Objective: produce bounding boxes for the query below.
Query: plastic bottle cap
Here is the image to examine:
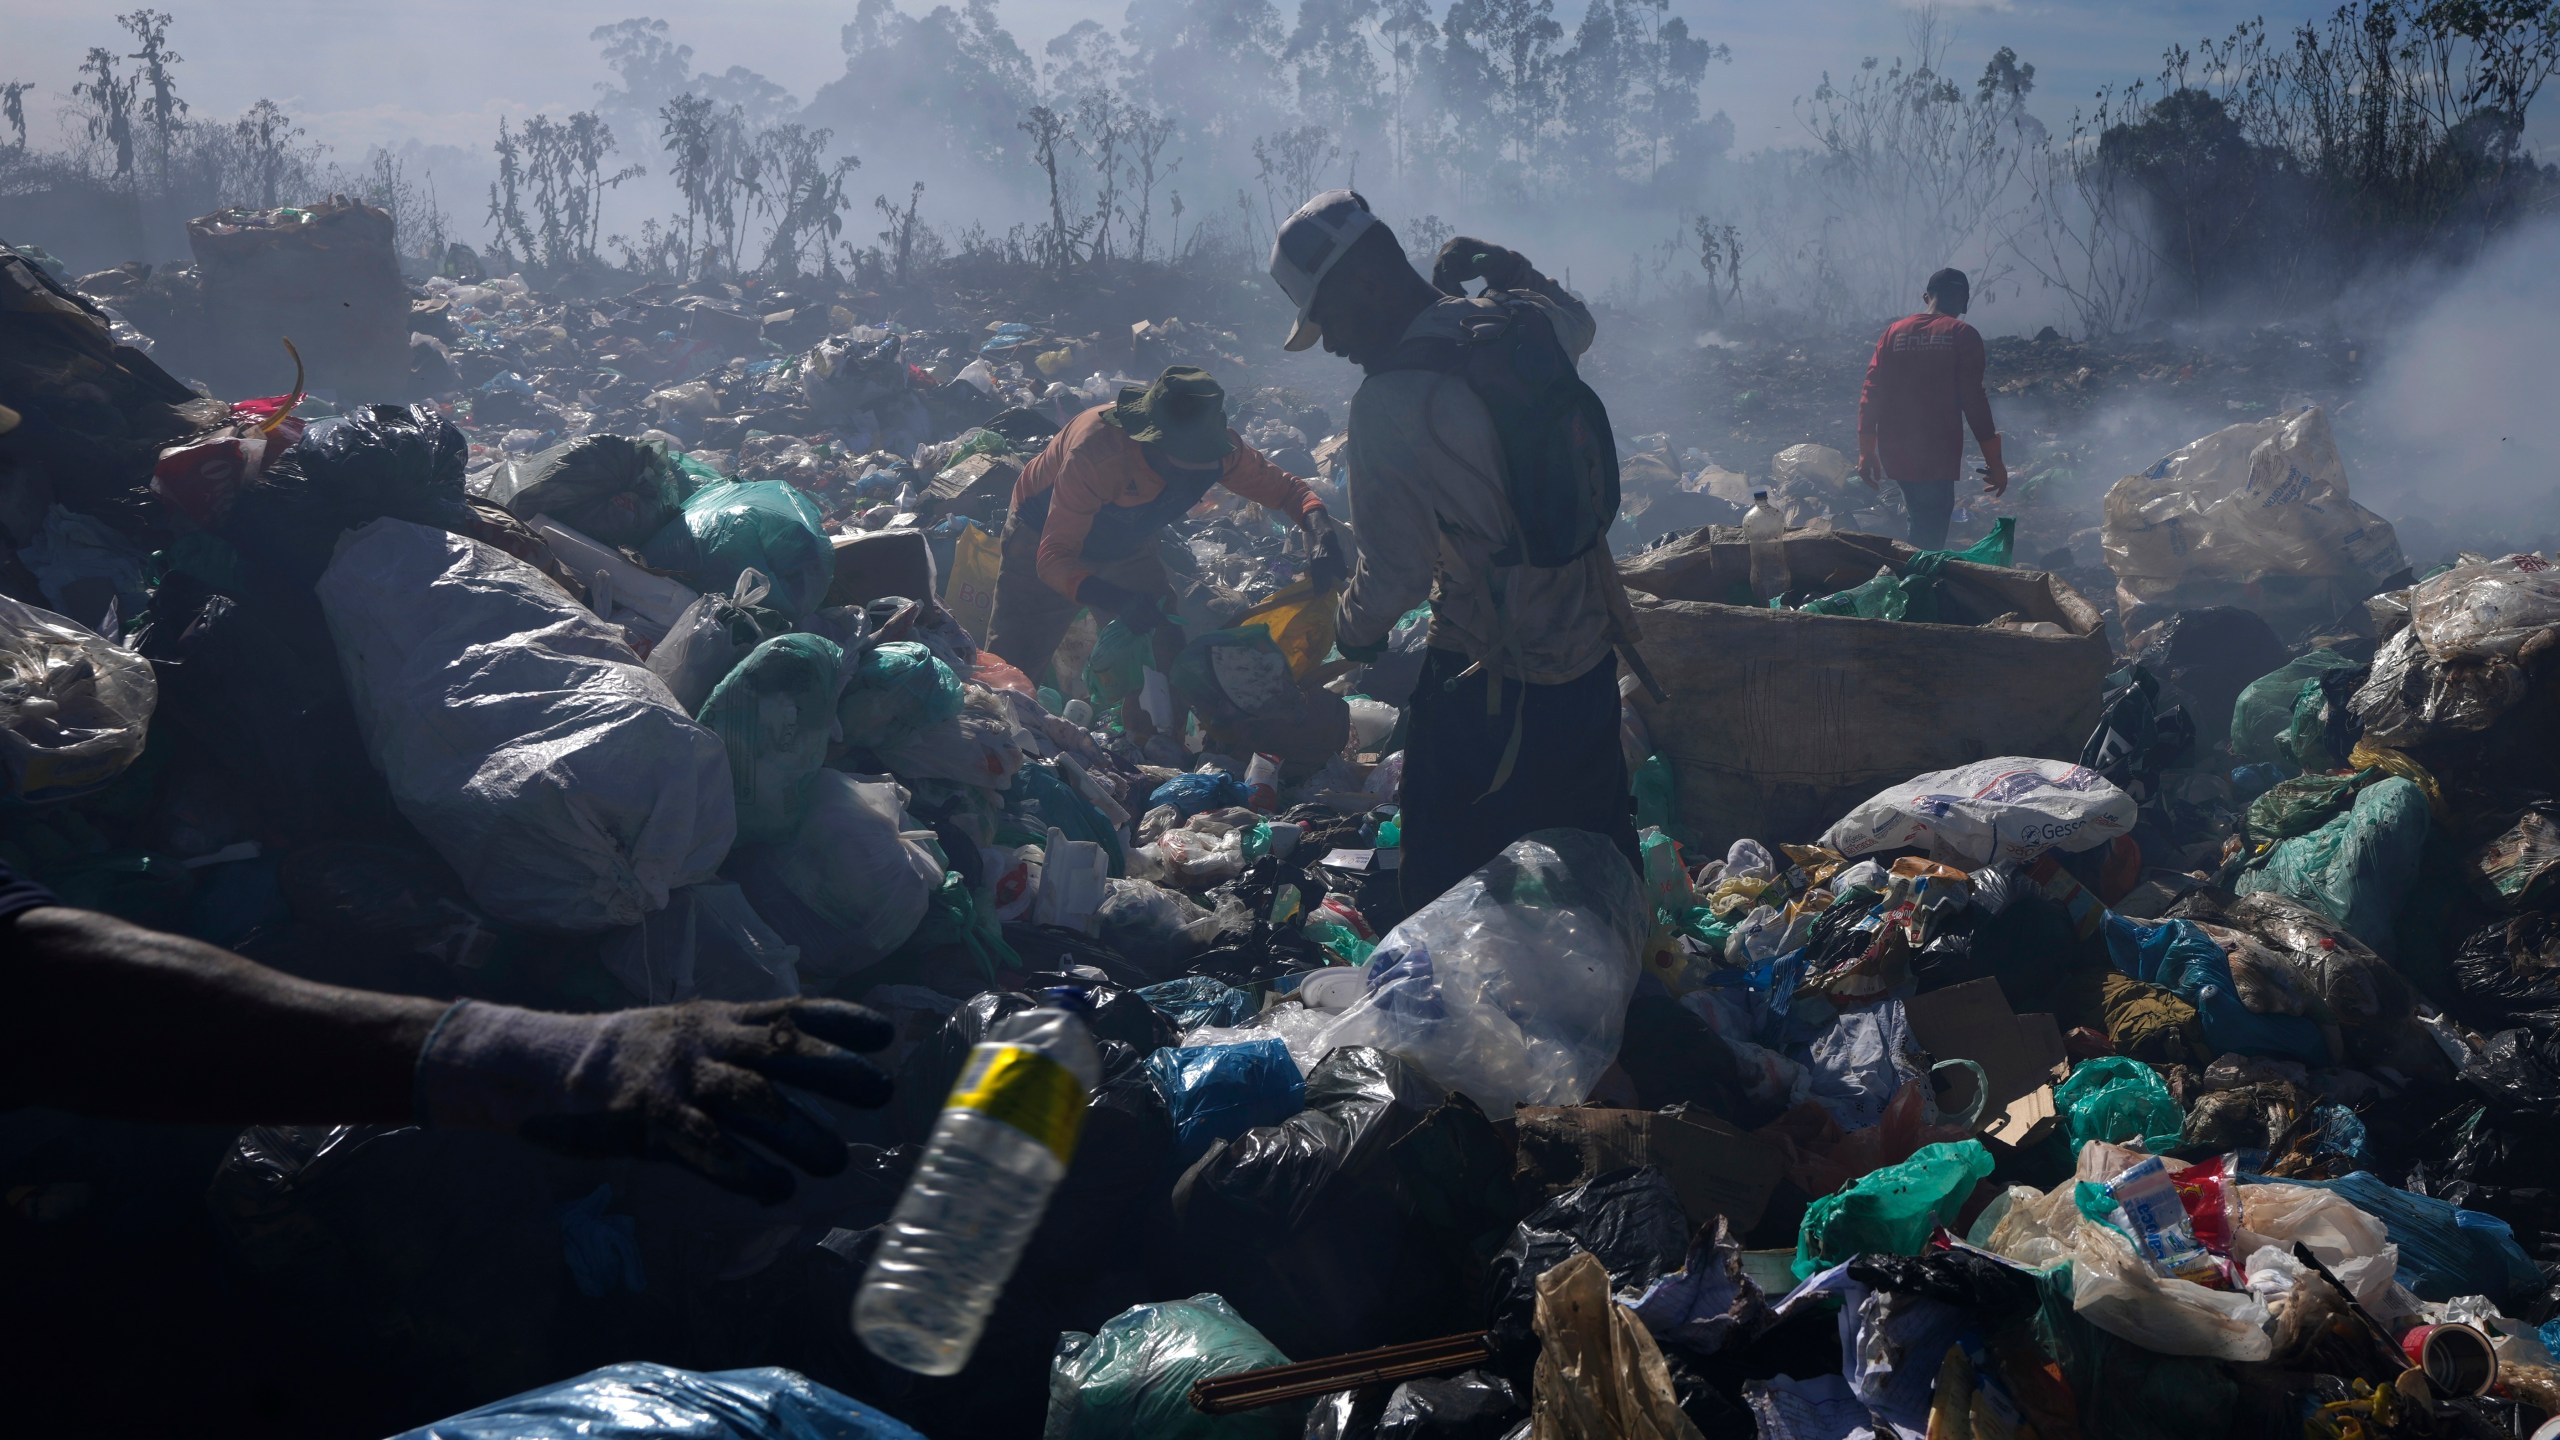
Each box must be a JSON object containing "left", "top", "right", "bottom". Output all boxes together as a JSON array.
[{"left": 1753, "top": 490, "right": 1769, "bottom": 501}]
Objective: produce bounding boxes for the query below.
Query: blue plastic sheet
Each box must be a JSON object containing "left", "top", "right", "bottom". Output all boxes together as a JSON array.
[
  {"left": 2293, "top": 1171, "right": 2543, "bottom": 1305},
  {"left": 392, "top": 1363, "right": 923, "bottom": 1439},
  {"left": 1143, "top": 1038, "right": 1307, "bottom": 1161},
  {"left": 2103, "top": 914, "right": 2330, "bottom": 1064}
]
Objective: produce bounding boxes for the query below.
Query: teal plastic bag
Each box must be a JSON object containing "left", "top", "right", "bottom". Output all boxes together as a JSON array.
[
  {"left": 2230, "top": 650, "right": 2363, "bottom": 765},
  {"left": 2055, "top": 1056, "right": 2184, "bottom": 1156},
  {"left": 1083, "top": 619, "right": 1154, "bottom": 713},
  {"left": 838, "top": 641, "right": 963, "bottom": 753},
  {"left": 645, "top": 480, "right": 834, "bottom": 619},
  {"left": 1794, "top": 1139, "right": 1994, "bottom": 1279},
  {"left": 1008, "top": 759, "right": 1127, "bottom": 877},
  {"left": 2236, "top": 775, "right": 2429, "bottom": 954},
  {"left": 1797, "top": 567, "right": 1911, "bottom": 619},
  {"left": 1634, "top": 753, "right": 1680, "bottom": 837},
  {"left": 696, "top": 633, "right": 845, "bottom": 846},
  {"left": 1045, "top": 1293, "right": 1299, "bottom": 1440}
]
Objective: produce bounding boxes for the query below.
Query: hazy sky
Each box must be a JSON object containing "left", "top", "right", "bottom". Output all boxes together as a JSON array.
[{"left": 16, "top": 0, "right": 2544, "bottom": 160}]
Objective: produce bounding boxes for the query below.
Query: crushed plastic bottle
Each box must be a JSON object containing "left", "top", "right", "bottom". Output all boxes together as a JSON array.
[{"left": 854, "top": 989, "right": 1103, "bottom": 1375}]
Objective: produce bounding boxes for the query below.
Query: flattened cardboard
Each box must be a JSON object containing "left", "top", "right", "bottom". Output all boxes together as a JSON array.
[
  {"left": 1904, "top": 977, "right": 2070, "bottom": 1125},
  {"left": 1513, "top": 1106, "right": 1786, "bottom": 1231}
]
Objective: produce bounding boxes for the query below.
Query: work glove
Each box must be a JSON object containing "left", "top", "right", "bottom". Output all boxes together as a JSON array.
[
  {"left": 1978, "top": 433, "right": 2010, "bottom": 498},
  {"left": 1077, "top": 577, "right": 1166, "bottom": 635},
  {"left": 1431, "top": 236, "right": 1533, "bottom": 297},
  {"left": 1304, "top": 507, "right": 1352, "bottom": 592},
  {"left": 1856, "top": 436, "right": 1883, "bottom": 492},
  {"left": 417, "top": 997, "right": 893, "bottom": 1204}
]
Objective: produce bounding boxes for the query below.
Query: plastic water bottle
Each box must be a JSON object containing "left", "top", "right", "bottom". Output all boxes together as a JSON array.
[
  {"left": 1744, "top": 490, "right": 1790, "bottom": 604},
  {"left": 854, "top": 991, "right": 1102, "bottom": 1375}
]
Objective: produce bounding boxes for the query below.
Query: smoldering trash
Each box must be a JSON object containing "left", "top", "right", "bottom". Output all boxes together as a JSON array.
[{"left": 6, "top": 168, "right": 2560, "bottom": 1440}]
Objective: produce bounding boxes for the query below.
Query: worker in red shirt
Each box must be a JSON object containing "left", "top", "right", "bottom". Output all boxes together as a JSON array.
[
  {"left": 984, "top": 365, "right": 1347, "bottom": 684},
  {"left": 1855, "top": 267, "right": 2008, "bottom": 549}
]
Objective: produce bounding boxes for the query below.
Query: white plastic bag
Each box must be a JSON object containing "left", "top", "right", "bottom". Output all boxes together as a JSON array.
[
  {"left": 644, "top": 569, "right": 772, "bottom": 715},
  {"left": 601, "top": 881, "right": 800, "bottom": 1004},
  {"left": 0, "top": 590, "right": 156, "bottom": 801},
  {"left": 317, "top": 519, "right": 735, "bottom": 933},
  {"left": 1821, "top": 757, "right": 2135, "bottom": 867},
  {"left": 755, "top": 770, "right": 942, "bottom": 982},
  {"left": 2069, "top": 1217, "right": 2273, "bottom": 1361},
  {"left": 2233, "top": 1182, "right": 2404, "bottom": 1314},
  {"left": 1316, "top": 828, "right": 1648, "bottom": 1113}
]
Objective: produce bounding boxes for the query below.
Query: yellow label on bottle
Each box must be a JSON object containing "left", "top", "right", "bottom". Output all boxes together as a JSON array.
[{"left": 946, "top": 1043, "right": 1086, "bottom": 1164}]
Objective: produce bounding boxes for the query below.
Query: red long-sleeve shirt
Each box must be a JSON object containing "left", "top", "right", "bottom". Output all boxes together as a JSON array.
[{"left": 1857, "top": 313, "right": 1997, "bottom": 483}]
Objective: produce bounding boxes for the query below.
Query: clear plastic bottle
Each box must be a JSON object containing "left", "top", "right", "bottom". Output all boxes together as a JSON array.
[
  {"left": 1743, "top": 490, "right": 1790, "bottom": 604},
  {"left": 854, "top": 992, "right": 1102, "bottom": 1376}
]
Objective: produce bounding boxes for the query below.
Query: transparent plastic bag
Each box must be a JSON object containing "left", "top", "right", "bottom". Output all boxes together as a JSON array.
[
  {"left": 739, "top": 771, "right": 940, "bottom": 983},
  {"left": 0, "top": 590, "right": 156, "bottom": 802},
  {"left": 2409, "top": 554, "right": 2560, "bottom": 662},
  {"left": 1316, "top": 829, "right": 1648, "bottom": 1113}
]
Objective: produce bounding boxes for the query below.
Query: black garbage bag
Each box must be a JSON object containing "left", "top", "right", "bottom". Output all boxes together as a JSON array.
[
  {"left": 1616, "top": 994, "right": 1776, "bottom": 1128},
  {"left": 2079, "top": 664, "right": 2197, "bottom": 806},
  {"left": 1160, "top": 1048, "right": 1485, "bottom": 1358},
  {"left": 2449, "top": 912, "right": 2560, "bottom": 1033},
  {"left": 482, "top": 432, "right": 694, "bottom": 547},
  {"left": 892, "top": 982, "right": 1172, "bottom": 1142},
  {"left": 134, "top": 571, "right": 392, "bottom": 845},
  {"left": 207, "top": 1124, "right": 566, "bottom": 1418},
  {"left": 1846, "top": 1246, "right": 2042, "bottom": 1319},
  {"left": 1486, "top": 1166, "right": 1694, "bottom": 1373},
  {"left": 222, "top": 403, "right": 474, "bottom": 593},
  {"left": 1302, "top": 1372, "right": 1524, "bottom": 1440},
  {"left": 2132, "top": 606, "right": 2289, "bottom": 748}
]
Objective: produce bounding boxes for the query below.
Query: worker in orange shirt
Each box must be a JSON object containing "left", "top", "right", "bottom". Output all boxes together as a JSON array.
[{"left": 984, "top": 365, "right": 1348, "bottom": 682}]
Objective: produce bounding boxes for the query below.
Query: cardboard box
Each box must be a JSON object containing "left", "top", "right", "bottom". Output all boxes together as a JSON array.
[
  {"left": 1903, "top": 977, "right": 2068, "bottom": 1148},
  {"left": 824, "top": 528, "right": 938, "bottom": 609},
  {"left": 1513, "top": 1105, "right": 1787, "bottom": 1230}
]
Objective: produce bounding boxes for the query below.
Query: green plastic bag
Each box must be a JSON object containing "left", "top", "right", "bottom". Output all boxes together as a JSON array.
[
  {"left": 1930, "top": 515, "right": 2016, "bottom": 569},
  {"left": 1633, "top": 753, "right": 1680, "bottom": 838},
  {"left": 1797, "top": 567, "right": 1910, "bottom": 619},
  {"left": 1083, "top": 619, "right": 1152, "bottom": 714},
  {"left": 1794, "top": 1139, "right": 1994, "bottom": 1279},
  {"left": 2054, "top": 1056, "right": 2184, "bottom": 1156},
  {"left": 1044, "top": 1293, "right": 1298, "bottom": 1440},
  {"left": 696, "top": 633, "right": 845, "bottom": 845},
  {"left": 839, "top": 641, "right": 963, "bottom": 752},
  {"left": 2237, "top": 775, "right": 2429, "bottom": 953},
  {"left": 2243, "top": 769, "right": 2368, "bottom": 847},
  {"left": 644, "top": 479, "right": 834, "bottom": 619},
  {"left": 2230, "top": 650, "right": 2362, "bottom": 766}
]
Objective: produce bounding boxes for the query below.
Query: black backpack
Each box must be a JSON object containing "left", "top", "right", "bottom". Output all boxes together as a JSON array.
[{"left": 1378, "top": 294, "right": 1619, "bottom": 568}]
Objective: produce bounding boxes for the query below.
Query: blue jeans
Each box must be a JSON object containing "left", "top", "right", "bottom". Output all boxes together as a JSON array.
[{"left": 1896, "top": 478, "right": 1956, "bottom": 551}]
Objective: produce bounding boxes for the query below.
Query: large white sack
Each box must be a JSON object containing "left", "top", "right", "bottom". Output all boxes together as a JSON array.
[
  {"left": 1821, "top": 757, "right": 2134, "bottom": 867},
  {"left": 318, "top": 518, "right": 736, "bottom": 932}
]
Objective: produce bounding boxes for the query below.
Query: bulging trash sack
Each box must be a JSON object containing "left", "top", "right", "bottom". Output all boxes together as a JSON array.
[
  {"left": 2055, "top": 1056, "right": 2184, "bottom": 1155},
  {"left": 838, "top": 641, "right": 964, "bottom": 753},
  {"left": 0, "top": 591, "right": 156, "bottom": 802},
  {"left": 1316, "top": 829, "right": 1648, "bottom": 1113},
  {"left": 643, "top": 480, "right": 834, "bottom": 620},
  {"left": 647, "top": 571, "right": 781, "bottom": 717},
  {"left": 1144, "top": 1038, "right": 1308, "bottom": 1162},
  {"left": 2070, "top": 1213, "right": 2273, "bottom": 1361},
  {"left": 2234, "top": 774, "right": 2429, "bottom": 954},
  {"left": 1043, "top": 1292, "right": 1297, "bottom": 1440},
  {"left": 1821, "top": 758, "right": 2135, "bottom": 867},
  {"left": 731, "top": 771, "right": 939, "bottom": 984},
  {"left": 2101, "top": 406, "right": 2407, "bottom": 633},
  {"left": 2354, "top": 555, "right": 2560, "bottom": 746},
  {"left": 317, "top": 520, "right": 735, "bottom": 933},
  {"left": 695, "top": 633, "right": 846, "bottom": 846},
  {"left": 388, "top": 1362, "right": 924, "bottom": 1440}
]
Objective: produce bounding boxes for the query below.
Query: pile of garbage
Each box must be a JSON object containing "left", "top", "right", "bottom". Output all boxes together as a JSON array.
[{"left": 15, "top": 207, "right": 2560, "bottom": 1440}]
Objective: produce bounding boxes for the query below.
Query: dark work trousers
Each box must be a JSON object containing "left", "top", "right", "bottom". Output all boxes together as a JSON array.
[
  {"left": 1397, "top": 646, "right": 1640, "bottom": 913},
  {"left": 1896, "top": 477, "right": 1956, "bottom": 551},
  {"left": 982, "top": 510, "right": 1173, "bottom": 687}
]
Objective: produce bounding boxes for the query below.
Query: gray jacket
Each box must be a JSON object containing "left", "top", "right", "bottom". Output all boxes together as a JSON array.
[{"left": 1337, "top": 290, "right": 1638, "bottom": 686}]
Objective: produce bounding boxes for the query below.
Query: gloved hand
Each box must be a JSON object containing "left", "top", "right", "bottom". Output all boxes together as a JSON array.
[
  {"left": 417, "top": 997, "right": 893, "bottom": 1203},
  {"left": 1077, "top": 577, "right": 1166, "bottom": 634},
  {"left": 1431, "top": 236, "right": 1533, "bottom": 297},
  {"left": 1978, "top": 433, "right": 2010, "bottom": 498},
  {"left": 1304, "top": 507, "right": 1351, "bottom": 591},
  {"left": 1856, "top": 436, "right": 1883, "bottom": 491},
  {"left": 1338, "top": 633, "right": 1390, "bottom": 664}
]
